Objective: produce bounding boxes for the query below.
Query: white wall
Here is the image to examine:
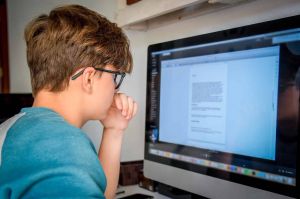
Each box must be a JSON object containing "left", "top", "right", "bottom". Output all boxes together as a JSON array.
[{"left": 7, "top": 0, "right": 300, "bottom": 162}]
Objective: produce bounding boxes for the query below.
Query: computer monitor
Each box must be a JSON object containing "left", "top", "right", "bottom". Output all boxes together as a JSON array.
[{"left": 144, "top": 15, "right": 300, "bottom": 199}]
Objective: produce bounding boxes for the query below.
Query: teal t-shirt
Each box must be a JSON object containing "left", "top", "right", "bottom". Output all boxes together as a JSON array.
[{"left": 0, "top": 107, "right": 106, "bottom": 198}]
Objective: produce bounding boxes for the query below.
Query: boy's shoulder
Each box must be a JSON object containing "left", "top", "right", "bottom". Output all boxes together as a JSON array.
[
  {"left": 3, "top": 107, "right": 97, "bottom": 162},
  {"left": 0, "top": 107, "right": 106, "bottom": 198},
  {"left": 1, "top": 107, "right": 101, "bottom": 174}
]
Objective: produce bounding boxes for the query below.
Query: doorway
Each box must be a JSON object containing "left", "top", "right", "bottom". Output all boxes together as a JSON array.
[{"left": 0, "top": 0, "right": 9, "bottom": 93}]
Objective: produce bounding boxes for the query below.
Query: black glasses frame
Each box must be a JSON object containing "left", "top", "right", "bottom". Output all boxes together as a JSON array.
[{"left": 71, "top": 67, "right": 126, "bottom": 90}]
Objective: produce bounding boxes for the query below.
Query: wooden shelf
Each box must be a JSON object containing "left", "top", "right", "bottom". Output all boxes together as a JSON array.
[{"left": 115, "top": 0, "right": 252, "bottom": 31}]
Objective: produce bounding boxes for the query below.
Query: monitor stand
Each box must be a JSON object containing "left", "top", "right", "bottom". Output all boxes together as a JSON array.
[{"left": 157, "top": 183, "right": 209, "bottom": 199}]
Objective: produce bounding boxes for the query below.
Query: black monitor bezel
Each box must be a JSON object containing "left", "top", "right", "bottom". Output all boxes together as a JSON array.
[{"left": 145, "top": 15, "right": 300, "bottom": 198}]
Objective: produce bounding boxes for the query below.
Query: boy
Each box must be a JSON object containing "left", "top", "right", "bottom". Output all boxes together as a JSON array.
[{"left": 0, "top": 4, "right": 137, "bottom": 199}]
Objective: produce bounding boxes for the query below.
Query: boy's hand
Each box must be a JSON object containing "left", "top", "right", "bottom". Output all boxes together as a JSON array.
[{"left": 100, "top": 93, "right": 138, "bottom": 132}]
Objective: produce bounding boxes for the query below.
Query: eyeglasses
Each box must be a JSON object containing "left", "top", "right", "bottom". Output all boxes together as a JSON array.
[{"left": 71, "top": 67, "right": 126, "bottom": 90}]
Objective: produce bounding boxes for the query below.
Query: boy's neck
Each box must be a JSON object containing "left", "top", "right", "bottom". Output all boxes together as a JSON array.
[{"left": 33, "top": 89, "right": 86, "bottom": 128}]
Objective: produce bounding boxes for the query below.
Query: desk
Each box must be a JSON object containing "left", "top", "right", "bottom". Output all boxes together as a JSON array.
[{"left": 116, "top": 185, "right": 171, "bottom": 199}]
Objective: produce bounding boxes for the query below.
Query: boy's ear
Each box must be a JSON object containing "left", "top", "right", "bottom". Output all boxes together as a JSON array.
[{"left": 82, "top": 67, "right": 96, "bottom": 93}]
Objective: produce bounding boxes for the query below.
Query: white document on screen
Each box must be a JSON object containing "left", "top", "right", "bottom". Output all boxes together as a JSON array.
[{"left": 187, "top": 62, "right": 228, "bottom": 150}]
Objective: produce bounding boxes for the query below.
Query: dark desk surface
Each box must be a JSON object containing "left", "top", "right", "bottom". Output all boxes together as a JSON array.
[{"left": 116, "top": 185, "right": 171, "bottom": 199}]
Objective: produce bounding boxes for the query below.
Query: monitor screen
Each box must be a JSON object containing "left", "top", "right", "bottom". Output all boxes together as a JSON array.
[{"left": 144, "top": 15, "right": 300, "bottom": 199}]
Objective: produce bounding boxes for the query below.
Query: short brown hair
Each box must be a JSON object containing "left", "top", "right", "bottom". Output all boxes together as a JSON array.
[{"left": 24, "top": 5, "right": 132, "bottom": 96}]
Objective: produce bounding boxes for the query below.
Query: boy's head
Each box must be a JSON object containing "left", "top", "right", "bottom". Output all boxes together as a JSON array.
[{"left": 24, "top": 5, "right": 132, "bottom": 97}]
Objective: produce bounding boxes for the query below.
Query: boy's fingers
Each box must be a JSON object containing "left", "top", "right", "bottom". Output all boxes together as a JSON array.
[
  {"left": 132, "top": 102, "right": 138, "bottom": 117},
  {"left": 119, "top": 93, "right": 128, "bottom": 116},
  {"left": 126, "top": 97, "right": 134, "bottom": 119},
  {"left": 114, "top": 93, "right": 137, "bottom": 119},
  {"left": 114, "top": 93, "right": 122, "bottom": 110}
]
